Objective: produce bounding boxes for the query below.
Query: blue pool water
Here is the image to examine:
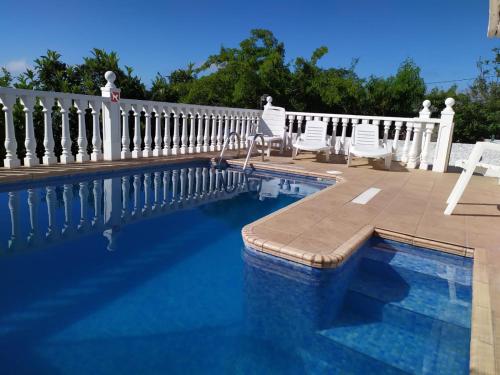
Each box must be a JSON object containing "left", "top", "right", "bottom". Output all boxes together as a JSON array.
[{"left": 0, "top": 161, "right": 472, "bottom": 374}]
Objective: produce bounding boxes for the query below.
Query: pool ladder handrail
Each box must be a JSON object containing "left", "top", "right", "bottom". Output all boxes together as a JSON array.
[
  {"left": 216, "top": 131, "right": 265, "bottom": 171},
  {"left": 242, "top": 133, "right": 265, "bottom": 171},
  {"left": 216, "top": 131, "right": 241, "bottom": 168}
]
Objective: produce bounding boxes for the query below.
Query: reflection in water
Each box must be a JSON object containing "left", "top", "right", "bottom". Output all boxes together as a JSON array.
[{"left": 0, "top": 164, "right": 328, "bottom": 254}]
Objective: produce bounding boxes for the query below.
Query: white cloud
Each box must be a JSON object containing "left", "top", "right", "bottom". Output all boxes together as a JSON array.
[{"left": 4, "top": 59, "right": 30, "bottom": 74}]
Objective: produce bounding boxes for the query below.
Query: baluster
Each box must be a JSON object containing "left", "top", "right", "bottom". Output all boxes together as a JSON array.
[
  {"left": 20, "top": 96, "right": 38, "bottom": 166},
  {"left": 196, "top": 113, "right": 203, "bottom": 153},
  {"left": 228, "top": 114, "right": 235, "bottom": 149},
  {"left": 245, "top": 115, "right": 252, "bottom": 148},
  {"left": 407, "top": 122, "right": 424, "bottom": 169},
  {"left": 330, "top": 117, "right": 339, "bottom": 154},
  {"left": 90, "top": 100, "right": 103, "bottom": 161},
  {"left": 153, "top": 107, "right": 162, "bottom": 157},
  {"left": 240, "top": 114, "right": 247, "bottom": 149},
  {"left": 202, "top": 113, "right": 210, "bottom": 152},
  {"left": 287, "top": 115, "right": 295, "bottom": 150},
  {"left": 401, "top": 122, "right": 414, "bottom": 164},
  {"left": 224, "top": 114, "right": 230, "bottom": 148},
  {"left": 92, "top": 180, "right": 102, "bottom": 227},
  {"left": 349, "top": 119, "right": 359, "bottom": 154},
  {"left": 78, "top": 182, "right": 89, "bottom": 231},
  {"left": 180, "top": 111, "right": 188, "bottom": 154},
  {"left": 392, "top": 121, "right": 403, "bottom": 160},
  {"left": 62, "top": 184, "right": 73, "bottom": 235},
  {"left": 0, "top": 94, "right": 20, "bottom": 168},
  {"left": 172, "top": 110, "right": 180, "bottom": 155},
  {"left": 153, "top": 172, "right": 161, "bottom": 210},
  {"left": 216, "top": 114, "right": 223, "bottom": 151},
  {"left": 131, "top": 104, "right": 142, "bottom": 158},
  {"left": 39, "top": 97, "right": 57, "bottom": 165},
  {"left": 45, "top": 186, "right": 57, "bottom": 239},
  {"left": 210, "top": 114, "right": 217, "bottom": 152},
  {"left": 235, "top": 114, "right": 241, "bottom": 147},
  {"left": 143, "top": 106, "right": 152, "bottom": 157},
  {"left": 163, "top": 109, "right": 171, "bottom": 156},
  {"left": 296, "top": 115, "right": 303, "bottom": 140},
  {"left": 132, "top": 174, "right": 141, "bottom": 217},
  {"left": 27, "top": 188, "right": 40, "bottom": 246},
  {"left": 120, "top": 104, "right": 131, "bottom": 159},
  {"left": 8, "top": 191, "right": 20, "bottom": 250},
  {"left": 58, "top": 98, "right": 73, "bottom": 164},
  {"left": 383, "top": 120, "right": 391, "bottom": 144},
  {"left": 163, "top": 170, "right": 171, "bottom": 207},
  {"left": 121, "top": 176, "right": 130, "bottom": 221},
  {"left": 188, "top": 113, "right": 196, "bottom": 154},
  {"left": 143, "top": 173, "right": 151, "bottom": 214},
  {"left": 420, "top": 123, "right": 435, "bottom": 170},
  {"left": 74, "top": 100, "right": 89, "bottom": 162}
]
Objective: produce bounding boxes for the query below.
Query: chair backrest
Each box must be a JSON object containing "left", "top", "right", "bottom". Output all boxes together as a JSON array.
[
  {"left": 302, "top": 120, "right": 328, "bottom": 143},
  {"left": 258, "top": 106, "right": 286, "bottom": 137},
  {"left": 352, "top": 124, "right": 379, "bottom": 147}
]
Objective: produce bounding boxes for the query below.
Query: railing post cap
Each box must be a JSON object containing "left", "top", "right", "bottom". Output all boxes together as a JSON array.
[
  {"left": 442, "top": 97, "right": 455, "bottom": 114},
  {"left": 104, "top": 71, "right": 116, "bottom": 88}
]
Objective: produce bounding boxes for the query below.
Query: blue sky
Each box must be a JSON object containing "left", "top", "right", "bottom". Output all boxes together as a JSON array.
[{"left": 1, "top": 0, "right": 498, "bottom": 90}]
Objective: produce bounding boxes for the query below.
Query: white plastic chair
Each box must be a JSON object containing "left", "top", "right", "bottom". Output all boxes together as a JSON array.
[
  {"left": 445, "top": 141, "right": 500, "bottom": 215},
  {"left": 247, "top": 105, "right": 286, "bottom": 157},
  {"left": 347, "top": 124, "right": 392, "bottom": 169},
  {"left": 292, "top": 120, "right": 331, "bottom": 159}
]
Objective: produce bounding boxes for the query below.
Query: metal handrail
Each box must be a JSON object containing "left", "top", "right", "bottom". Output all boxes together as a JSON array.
[
  {"left": 243, "top": 133, "right": 265, "bottom": 171},
  {"left": 216, "top": 131, "right": 241, "bottom": 168}
]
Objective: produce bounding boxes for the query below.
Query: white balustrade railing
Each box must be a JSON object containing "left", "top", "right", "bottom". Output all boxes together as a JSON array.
[
  {"left": 284, "top": 98, "right": 455, "bottom": 172},
  {"left": 2, "top": 165, "right": 252, "bottom": 252},
  {"left": 0, "top": 71, "right": 262, "bottom": 169}
]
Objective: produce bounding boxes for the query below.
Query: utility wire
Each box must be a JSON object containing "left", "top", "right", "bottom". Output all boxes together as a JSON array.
[{"left": 425, "top": 75, "right": 496, "bottom": 84}]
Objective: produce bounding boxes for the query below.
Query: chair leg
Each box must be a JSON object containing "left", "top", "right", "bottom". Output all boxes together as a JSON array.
[
  {"left": 267, "top": 144, "right": 271, "bottom": 158},
  {"left": 292, "top": 147, "right": 298, "bottom": 160},
  {"left": 347, "top": 153, "right": 352, "bottom": 167}
]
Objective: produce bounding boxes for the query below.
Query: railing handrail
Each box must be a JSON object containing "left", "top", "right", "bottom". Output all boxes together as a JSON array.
[
  {"left": 285, "top": 110, "right": 443, "bottom": 124},
  {"left": 0, "top": 86, "right": 104, "bottom": 102}
]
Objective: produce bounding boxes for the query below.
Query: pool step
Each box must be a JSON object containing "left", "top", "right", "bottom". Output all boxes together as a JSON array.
[
  {"left": 350, "top": 257, "right": 471, "bottom": 328},
  {"left": 319, "top": 307, "right": 470, "bottom": 374}
]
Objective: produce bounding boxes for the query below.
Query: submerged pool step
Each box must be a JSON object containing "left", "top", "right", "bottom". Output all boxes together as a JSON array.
[
  {"left": 319, "top": 307, "right": 470, "bottom": 375},
  {"left": 349, "top": 258, "right": 471, "bottom": 329}
]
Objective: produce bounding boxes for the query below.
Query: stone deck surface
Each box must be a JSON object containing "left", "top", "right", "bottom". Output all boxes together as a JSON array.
[{"left": 0, "top": 152, "right": 499, "bottom": 373}]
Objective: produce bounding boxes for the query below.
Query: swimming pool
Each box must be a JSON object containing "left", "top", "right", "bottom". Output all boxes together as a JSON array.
[{"left": 0, "top": 161, "right": 472, "bottom": 374}]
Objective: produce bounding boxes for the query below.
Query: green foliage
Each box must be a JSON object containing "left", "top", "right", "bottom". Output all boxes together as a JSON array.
[{"left": 1, "top": 31, "right": 498, "bottom": 145}]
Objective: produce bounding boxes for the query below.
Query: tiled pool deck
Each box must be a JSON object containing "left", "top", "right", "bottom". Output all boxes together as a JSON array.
[{"left": 0, "top": 152, "right": 498, "bottom": 374}]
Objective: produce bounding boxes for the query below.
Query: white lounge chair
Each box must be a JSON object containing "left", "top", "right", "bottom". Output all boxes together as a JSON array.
[
  {"left": 247, "top": 103, "right": 286, "bottom": 157},
  {"left": 445, "top": 141, "right": 500, "bottom": 215},
  {"left": 292, "top": 120, "right": 331, "bottom": 159},
  {"left": 347, "top": 124, "right": 392, "bottom": 169}
]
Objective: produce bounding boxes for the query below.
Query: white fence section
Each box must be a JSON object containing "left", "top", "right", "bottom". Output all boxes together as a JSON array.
[
  {"left": 284, "top": 98, "right": 456, "bottom": 172},
  {"left": 0, "top": 71, "right": 261, "bottom": 169},
  {"left": 0, "top": 71, "right": 456, "bottom": 173}
]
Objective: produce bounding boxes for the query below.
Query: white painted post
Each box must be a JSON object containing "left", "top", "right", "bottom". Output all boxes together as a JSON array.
[
  {"left": 39, "top": 97, "right": 57, "bottom": 165},
  {"left": 339, "top": 117, "right": 348, "bottom": 154},
  {"left": 188, "top": 113, "right": 196, "bottom": 154},
  {"left": 180, "top": 111, "right": 188, "bottom": 154},
  {"left": 210, "top": 114, "right": 217, "bottom": 151},
  {"left": 432, "top": 98, "right": 456, "bottom": 173},
  {"left": 74, "top": 99, "right": 89, "bottom": 163},
  {"left": 58, "top": 98, "right": 74, "bottom": 164},
  {"left": 101, "top": 71, "right": 122, "bottom": 161},
  {"left": 196, "top": 113, "right": 203, "bottom": 153},
  {"left": 172, "top": 110, "right": 180, "bottom": 155},
  {"left": 331, "top": 117, "right": 339, "bottom": 154},
  {"left": 120, "top": 103, "right": 131, "bottom": 159},
  {"left": 90, "top": 100, "right": 103, "bottom": 161},
  {"left": 229, "top": 113, "right": 235, "bottom": 150},
  {"left": 0, "top": 94, "right": 20, "bottom": 168},
  {"left": 20, "top": 95, "right": 38, "bottom": 166}
]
